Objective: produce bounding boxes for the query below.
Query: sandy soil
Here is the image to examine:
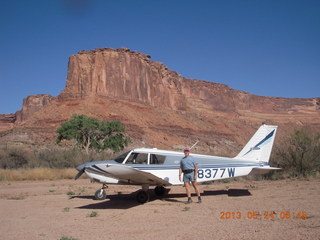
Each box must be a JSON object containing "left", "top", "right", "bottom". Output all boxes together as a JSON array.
[{"left": 0, "top": 178, "right": 319, "bottom": 240}]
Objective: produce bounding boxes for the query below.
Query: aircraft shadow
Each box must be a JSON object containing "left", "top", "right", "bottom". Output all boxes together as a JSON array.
[
  {"left": 162, "top": 188, "right": 251, "bottom": 203},
  {"left": 75, "top": 188, "right": 251, "bottom": 210}
]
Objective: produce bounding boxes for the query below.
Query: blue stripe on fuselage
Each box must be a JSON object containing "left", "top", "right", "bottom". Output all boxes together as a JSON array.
[{"left": 131, "top": 162, "right": 265, "bottom": 171}]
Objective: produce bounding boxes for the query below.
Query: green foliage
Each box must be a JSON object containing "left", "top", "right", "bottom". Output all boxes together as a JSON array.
[
  {"left": 56, "top": 115, "right": 130, "bottom": 154},
  {"left": 59, "top": 237, "right": 78, "bottom": 240},
  {"left": 272, "top": 127, "right": 320, "bottom": 177},
  {"left": 182, "top": 207, "right": 190, "bottom": 212},
  {"left": 87, "top": 211, "right": 98, "bottom": 217},
  {"left": 63, "top": 207, "right": 70, "bottom": 212}
]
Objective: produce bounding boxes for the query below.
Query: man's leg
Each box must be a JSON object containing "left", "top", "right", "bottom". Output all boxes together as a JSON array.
[
  {"left": 192, "top": 181, "right": 202, "bottom": 203},
  {"left": 191, "top": 182, "right": 201, "bottom": 197},
  {"left": 185, "top": 181, "right": 191, "bottom": 198}
]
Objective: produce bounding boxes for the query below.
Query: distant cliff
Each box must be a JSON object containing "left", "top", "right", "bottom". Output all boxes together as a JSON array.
[
  {"left": 0, "top": 48, "right": 319, "bottom": 154},
  {"left": 58, "top": 47, "right": 319, "bottom": 114}
]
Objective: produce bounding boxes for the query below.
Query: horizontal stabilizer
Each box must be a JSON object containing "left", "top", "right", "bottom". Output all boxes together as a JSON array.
[{"left": 248, "top": 167, "right": 281, "bottom": 175}]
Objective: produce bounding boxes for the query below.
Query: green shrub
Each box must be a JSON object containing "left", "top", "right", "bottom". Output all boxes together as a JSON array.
[
  {"left": 87, "top": 211, "right": 98, "bottom": 217},
  {"left": 59, "top": 237, "right": 78, "bottom": 240},
  {"left": 271, "top": 127, "right": 320, "bottom": 177},
  {"left": 56, "top": 114, "right": 130, "bottom": 154}
]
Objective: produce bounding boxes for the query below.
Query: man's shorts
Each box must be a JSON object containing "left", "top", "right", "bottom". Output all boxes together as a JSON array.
[{"left": 183, "top": 171, "right": 195, "bottom": 182}]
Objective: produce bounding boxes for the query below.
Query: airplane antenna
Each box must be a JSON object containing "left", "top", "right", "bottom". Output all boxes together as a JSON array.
[{"left": 189, "top": 140, "right": 199, "bottom": 150}]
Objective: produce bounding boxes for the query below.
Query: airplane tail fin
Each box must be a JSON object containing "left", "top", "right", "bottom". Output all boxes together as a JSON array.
[{"left": 235, "top": 124, "right": 278, "bottom": 163}]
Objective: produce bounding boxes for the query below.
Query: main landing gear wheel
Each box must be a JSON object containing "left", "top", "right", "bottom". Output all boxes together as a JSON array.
[
  {"left": 94, "top": 189, "right": 107, "bottom": 200},
  {"left": 154, "top": 186, "right": 165, "bottom": 196},
  {"left": 136, "top": 190, "right": 150, "bottom": 204}
]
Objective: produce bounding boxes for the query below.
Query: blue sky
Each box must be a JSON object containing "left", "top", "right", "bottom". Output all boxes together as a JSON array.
[{"left": 1, "top": 0, "right": 319, "bottom": 114}]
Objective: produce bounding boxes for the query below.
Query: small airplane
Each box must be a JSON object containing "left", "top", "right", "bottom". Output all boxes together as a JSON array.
[{"left": 75, "top": 124, "right": 279, "bottom": 203}]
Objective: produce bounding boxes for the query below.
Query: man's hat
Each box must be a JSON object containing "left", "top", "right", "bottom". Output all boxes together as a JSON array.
[{"left": 184, "top": 148, "right": 190, "bottom": 152}]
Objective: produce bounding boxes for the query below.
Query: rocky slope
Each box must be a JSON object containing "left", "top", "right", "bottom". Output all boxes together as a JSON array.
[{"left": 1, "top": 48, "right": 319, "bottom": 155}]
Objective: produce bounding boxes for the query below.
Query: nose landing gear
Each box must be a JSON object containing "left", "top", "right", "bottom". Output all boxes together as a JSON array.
[{"left": 94, "top": 184, "right": 108, "bottom": 200}]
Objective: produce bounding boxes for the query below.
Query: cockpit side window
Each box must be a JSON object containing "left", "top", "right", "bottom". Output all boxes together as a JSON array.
[
  {"left": 150, "top": 154, "right": 166, "bottom": 164},
  {"left": 125, "top": 153, "right": 148, "bottom": 164},
  {"left": 114, "top": 151, "right": 130, "bottom": 163}
]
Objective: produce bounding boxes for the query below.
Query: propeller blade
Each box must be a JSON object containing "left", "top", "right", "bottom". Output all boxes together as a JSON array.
[{"left": 74, "top": 169, "right": 85, "bottom": 180}]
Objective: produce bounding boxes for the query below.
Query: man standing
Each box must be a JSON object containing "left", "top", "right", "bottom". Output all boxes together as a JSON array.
[{"left": 179, "top": 148, "right": 202, "bottom": 203}]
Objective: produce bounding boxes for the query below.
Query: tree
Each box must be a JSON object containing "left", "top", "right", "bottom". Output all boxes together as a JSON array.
[
  {"left": 56, "top": 115, "right": 130, "bottom": 154},
  {"left": 273, "top": 127, "right": 320, "bottom": 177}
]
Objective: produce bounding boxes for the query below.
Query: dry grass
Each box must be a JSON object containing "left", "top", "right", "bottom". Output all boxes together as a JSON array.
[{"left": 0, "top": 168, "right": 78, "bottom": 181}]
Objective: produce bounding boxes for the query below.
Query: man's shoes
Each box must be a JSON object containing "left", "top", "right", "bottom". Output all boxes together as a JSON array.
[
  {"left": 187, "top": 198, "right": 192, "bottom": 204},
  {"left": 197, "top": 197, "right": 202, "bottom": 203}
]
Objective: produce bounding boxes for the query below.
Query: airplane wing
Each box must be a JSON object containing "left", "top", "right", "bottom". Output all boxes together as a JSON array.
[{"left": 86, "top": 164, "right": 172, "bottom": 186}]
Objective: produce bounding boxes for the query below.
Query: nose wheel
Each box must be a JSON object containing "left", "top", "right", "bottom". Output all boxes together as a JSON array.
[{"left": 94, "top": 184, "right": 108, "bottom": 200}]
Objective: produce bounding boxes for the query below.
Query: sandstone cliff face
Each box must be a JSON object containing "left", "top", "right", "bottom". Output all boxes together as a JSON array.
[
  {"left": 0, "top": 47, "right": 319, "bottom": 154},
  {"left": 59, "top": 47, "right": 249, "bottom": 112},
  {"left": 0, "top": 95, "right": 53, "bottom": 132},
  {"left": 15, "top": 95, "right": 54, "bottom": 122},
  {"left": 59, "top": 48, "right": 187, "bottom": 110},
  {"left": 59, "top": 48, "right": 319, "bottom": 115},
  {"left": 0, "top": 114, "right": 16, "bottom": 132}
]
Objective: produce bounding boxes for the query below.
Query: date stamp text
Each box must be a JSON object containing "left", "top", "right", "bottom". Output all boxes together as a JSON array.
[{"left": 219, "top": 211, "right": 308, "bottom": 220}]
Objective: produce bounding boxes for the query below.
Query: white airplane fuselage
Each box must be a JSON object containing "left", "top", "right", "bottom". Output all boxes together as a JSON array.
[{"left": 79, "top": 148, "right": 274, "bottom": 186}]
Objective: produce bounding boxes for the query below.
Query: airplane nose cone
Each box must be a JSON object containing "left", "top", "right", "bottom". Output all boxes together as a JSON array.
[{"left": 76, "top": 163, "right": 86, "bottom": 172}]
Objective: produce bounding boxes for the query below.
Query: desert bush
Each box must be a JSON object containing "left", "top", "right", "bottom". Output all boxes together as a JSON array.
[
  {"left": 35, "top": 147, "right": 116, "bottom": 168},
  {"left": 0, "top": 144, "right": 117, "bottom": 170},
  {"left": 271, "top": 127, "right": 320, "bottom": 177},
  {"left": 59, "top": 237, "right": 78, "bottom": 240},
  {"left": 0, "top": 168, "right": 77, "bottom": 181},
  {"left": 87, "top": 211, "right": 98, "bottom": 217},
  {"left": 0, "top": 146, "right": 32, "bottom": 169},
  {"left": 35, "top": 148, "right": 85, "bottom": 168}
]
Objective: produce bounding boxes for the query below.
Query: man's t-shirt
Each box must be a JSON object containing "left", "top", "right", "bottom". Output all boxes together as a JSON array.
[{"left": 180, "top": 156, "right": 197, "bottom": 170}]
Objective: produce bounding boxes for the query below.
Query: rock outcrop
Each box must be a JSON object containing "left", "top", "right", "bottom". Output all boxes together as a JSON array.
[
  {"left": 16, "top": 94, "right": 54, "bottom": 122},
  {"left": 59, "top": 47, "right": 186, "bottom": 110},
  {"left": 59, "top": 48, "right": 319, "bottom": 115},
  {"left": 0, "top": 47, "right": 319, "bottom": 155},
  {"left": 0, "top": 114, "right": 16, "bottom": 132}
]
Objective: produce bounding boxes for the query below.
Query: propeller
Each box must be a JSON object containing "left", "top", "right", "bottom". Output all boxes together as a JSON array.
[{"left": 74, "top": 168, "right": 85, "bottom": 180}]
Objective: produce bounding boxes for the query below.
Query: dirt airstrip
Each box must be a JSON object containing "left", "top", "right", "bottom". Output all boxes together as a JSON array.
[{"left": 0, "top": 178, "right": 319, "bottom": 240}]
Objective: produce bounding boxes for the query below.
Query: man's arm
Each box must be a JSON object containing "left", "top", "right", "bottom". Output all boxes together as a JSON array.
[{"left": 179, "top": 166, "right": 182, "bottom": 182}]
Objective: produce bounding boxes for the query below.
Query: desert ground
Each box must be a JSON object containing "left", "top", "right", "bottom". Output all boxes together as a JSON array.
[{"left": 0, "top": 178, "right": 319, "bottom": 240}]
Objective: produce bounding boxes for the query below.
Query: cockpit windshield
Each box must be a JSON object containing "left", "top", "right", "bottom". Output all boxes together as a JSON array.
[{"left": 114, "top": 151, "right": 130, "bottom": 163}]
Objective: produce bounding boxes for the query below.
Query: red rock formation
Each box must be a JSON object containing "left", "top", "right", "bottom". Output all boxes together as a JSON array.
[
  {"left": 15, "top": 95, "right": 54, "bottom": 122},
  {"left": 0, "top": 114, "right": 16, "bottom": 132},
  {"left": 59, "top": 47, "right": 186, "bottom": 110},
  {"left": 59, "top": 48, "right": 319, "bottom": 115}
]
